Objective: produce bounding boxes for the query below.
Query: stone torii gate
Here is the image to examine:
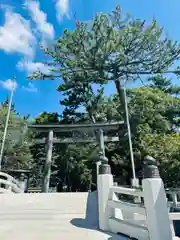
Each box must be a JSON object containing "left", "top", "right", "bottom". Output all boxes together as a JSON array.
[{"left": 28, "top": 121, "right": 124, "bottom": 192}]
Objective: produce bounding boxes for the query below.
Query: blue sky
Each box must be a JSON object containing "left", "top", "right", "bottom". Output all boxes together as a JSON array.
[{"left": 0, "top": 0, "right": 180, "bottom": 118}]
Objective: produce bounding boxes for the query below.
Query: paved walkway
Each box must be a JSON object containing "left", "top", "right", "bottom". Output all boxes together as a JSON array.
[
  {"left": 0, "top": 192, "right": 127, "bottom": 240},
  {"left": 0, "top": 217, "right": 127, "bottom": 240}
]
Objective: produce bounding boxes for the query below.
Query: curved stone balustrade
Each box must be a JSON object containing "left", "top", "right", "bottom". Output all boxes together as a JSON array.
[{"left": 0, "top": 171, "right": 24, "bottom": 193}]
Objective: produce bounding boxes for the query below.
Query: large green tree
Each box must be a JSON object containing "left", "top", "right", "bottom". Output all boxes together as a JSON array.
[
  {"left": 31, "top": 5, "right": 180, "bottom": 115},
  {"left": 28, "top": 1, "right": 180, "bottom": 187}
]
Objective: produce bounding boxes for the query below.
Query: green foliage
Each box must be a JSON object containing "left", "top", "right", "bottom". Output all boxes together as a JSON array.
[
  {"left": 29, "top": 111, "right": 96, "bottom": 190},
  {"left": 29, "top": 112, "right": 60, "bottom": 187},
  {"left": 1, "top": 98, "right": 16, "bottom": 113},
  {"left": 0, "top": 103, "right": 33, "bottom": 170},
  {"left": 54, "top": 144, "right": 95, "bottom": 191},
  {"left": 140, "top": 133, "right": 180, "bottom": 187},
  {"left": 10, "top": 5, "right": 180, "bottom": 189},
  {"left": 128, "top": 86, "right": 180, "bottom": 134},
  {"left": 30, "top": 5, "right": 180, "bottom": 111},
  {"left": 148, "top": 75, "right": 180, "bottom": 95},
  {"left": 34, "top": 112, "right": 59, "bottom": 124},
  {"left": 86, "top": 78, "right": 180, "bottom": 186},
  {"left": 59, "top": 82, "right": 105, "bottom": 123},
  {"left": 2, "top": 76, "right": 180, "bottom": 189}
]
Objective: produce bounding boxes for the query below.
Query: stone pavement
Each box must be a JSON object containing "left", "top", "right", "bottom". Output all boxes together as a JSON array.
[{"left": 0, "top": 192, "right": 127, "bottom": 240}]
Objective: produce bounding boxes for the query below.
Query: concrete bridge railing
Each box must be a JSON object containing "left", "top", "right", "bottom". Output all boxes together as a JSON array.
[
  {"left": 0, "top": 171, "right": 24, "bottom": 193},
  {"left": 97, "top": 155, "right": 175, "bottom": 240},
  {"left": 108, "top": 185, "right": 148, "bottom": 240}
]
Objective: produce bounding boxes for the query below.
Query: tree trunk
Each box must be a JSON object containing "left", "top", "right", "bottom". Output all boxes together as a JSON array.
[
  {"left": 115, "top": 79, "right": 126, "bottom": 110},
  {"left": 114, "top": 79, "right": 127, "bottom": 136}
]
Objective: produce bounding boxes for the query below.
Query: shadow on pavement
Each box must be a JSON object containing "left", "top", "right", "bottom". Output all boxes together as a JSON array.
[{"left": 70, "top": 191, "right": 128, "bottom": 240}]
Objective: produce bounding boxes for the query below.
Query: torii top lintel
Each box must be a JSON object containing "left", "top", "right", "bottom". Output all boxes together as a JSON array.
[{"left": 28, "top": 121, "right": 124, "bottom": 132}]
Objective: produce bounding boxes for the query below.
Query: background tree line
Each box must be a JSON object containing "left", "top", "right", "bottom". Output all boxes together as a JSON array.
[
  {"left": 1, "top": 5, "right": 180, "bottom": 190},
  {"left": 1, "top": 75, "right": 180, "bottom": 189}
]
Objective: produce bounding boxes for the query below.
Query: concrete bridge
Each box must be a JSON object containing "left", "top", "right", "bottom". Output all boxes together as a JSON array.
[
  {"left": 0, "top": 192, "right": 126, "bottom": 240},
  {"left": 0, "top": 157, "right": 179, "bottom": 240}
]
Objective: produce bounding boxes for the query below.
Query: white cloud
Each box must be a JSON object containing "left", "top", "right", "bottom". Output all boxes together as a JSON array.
[
  {"left": 55, "top": 0, "right": 69, "bottom": 22},
  {"left": 17, "top": 60, "right": 50, "bottom": 74},
  {"left": 25, "top": 0, "right": 54, "bottom": 39},
  {"left": 0, "top": 7, "right": 35, "bottom": 57},
  {"left": 22, "top": 82, "right": 38, "bottom": 92},
  {"left": 0, "top": 79, "right": 18, "bottom": 91}
]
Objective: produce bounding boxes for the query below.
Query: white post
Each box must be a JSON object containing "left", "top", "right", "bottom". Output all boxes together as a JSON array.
[
  {"left": 96, "top": 129, "right": 104, "bottom": 180},
  {"left": 96, "top": 161, "right": 101, "bottom": 178},
  {"left": 18, "top": 174, "right": 27, "bottom": 193},
  {"left": 142, "top": 156, "right": 173, "bottom": 240},
  {"left": 98, "top": 129, "right": 105, "bottom": 157},
  {"left": 6, "top": 176, "right": 12, "bottom": 191},
  {"left": 98, "top": 173, "right": 113, "bottom": 231},
  {"left": 131, "top": 178, "right": 141, "bottom": 203},
  {"left": 0, "top": 77, "right": 16, "bottom": 169},
  {"left": 98, "top": 153, "right": 114, "bottom": 231},
  {"left": 172, "top": 192, "right": 178, "bottom": 208},
  {"left": 122, "top": 81, "right": 136, "bottom": 181}
]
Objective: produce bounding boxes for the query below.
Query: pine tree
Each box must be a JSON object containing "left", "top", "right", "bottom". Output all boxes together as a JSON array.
[{"left": 30, "top": 5, "right": 180, "bottom": 114}]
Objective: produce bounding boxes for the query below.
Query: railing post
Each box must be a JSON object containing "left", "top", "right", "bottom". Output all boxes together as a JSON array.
[
  {"left": 96, "top": 129, "right": 104, "bottom": 180},
  {"left": 142, "top": 156, "right": 173, "bottom": 240},
  {"left": 96, "top": 160, "right": 101, "bottom": 179},
  {"left": 98, "top": 153, "right": 113, "bottom": 231},
  {"left": 6, "top": 176, "right": 12, "bottom": 191},
  {"left": 172, "top": 192, "right": 178, "bottom": 208},
  {"left": 131, "top": 178, "right": 141, "bottom": 204},
  {"left": 18, "top": 173, "right": 27, "bottom": 193}
]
